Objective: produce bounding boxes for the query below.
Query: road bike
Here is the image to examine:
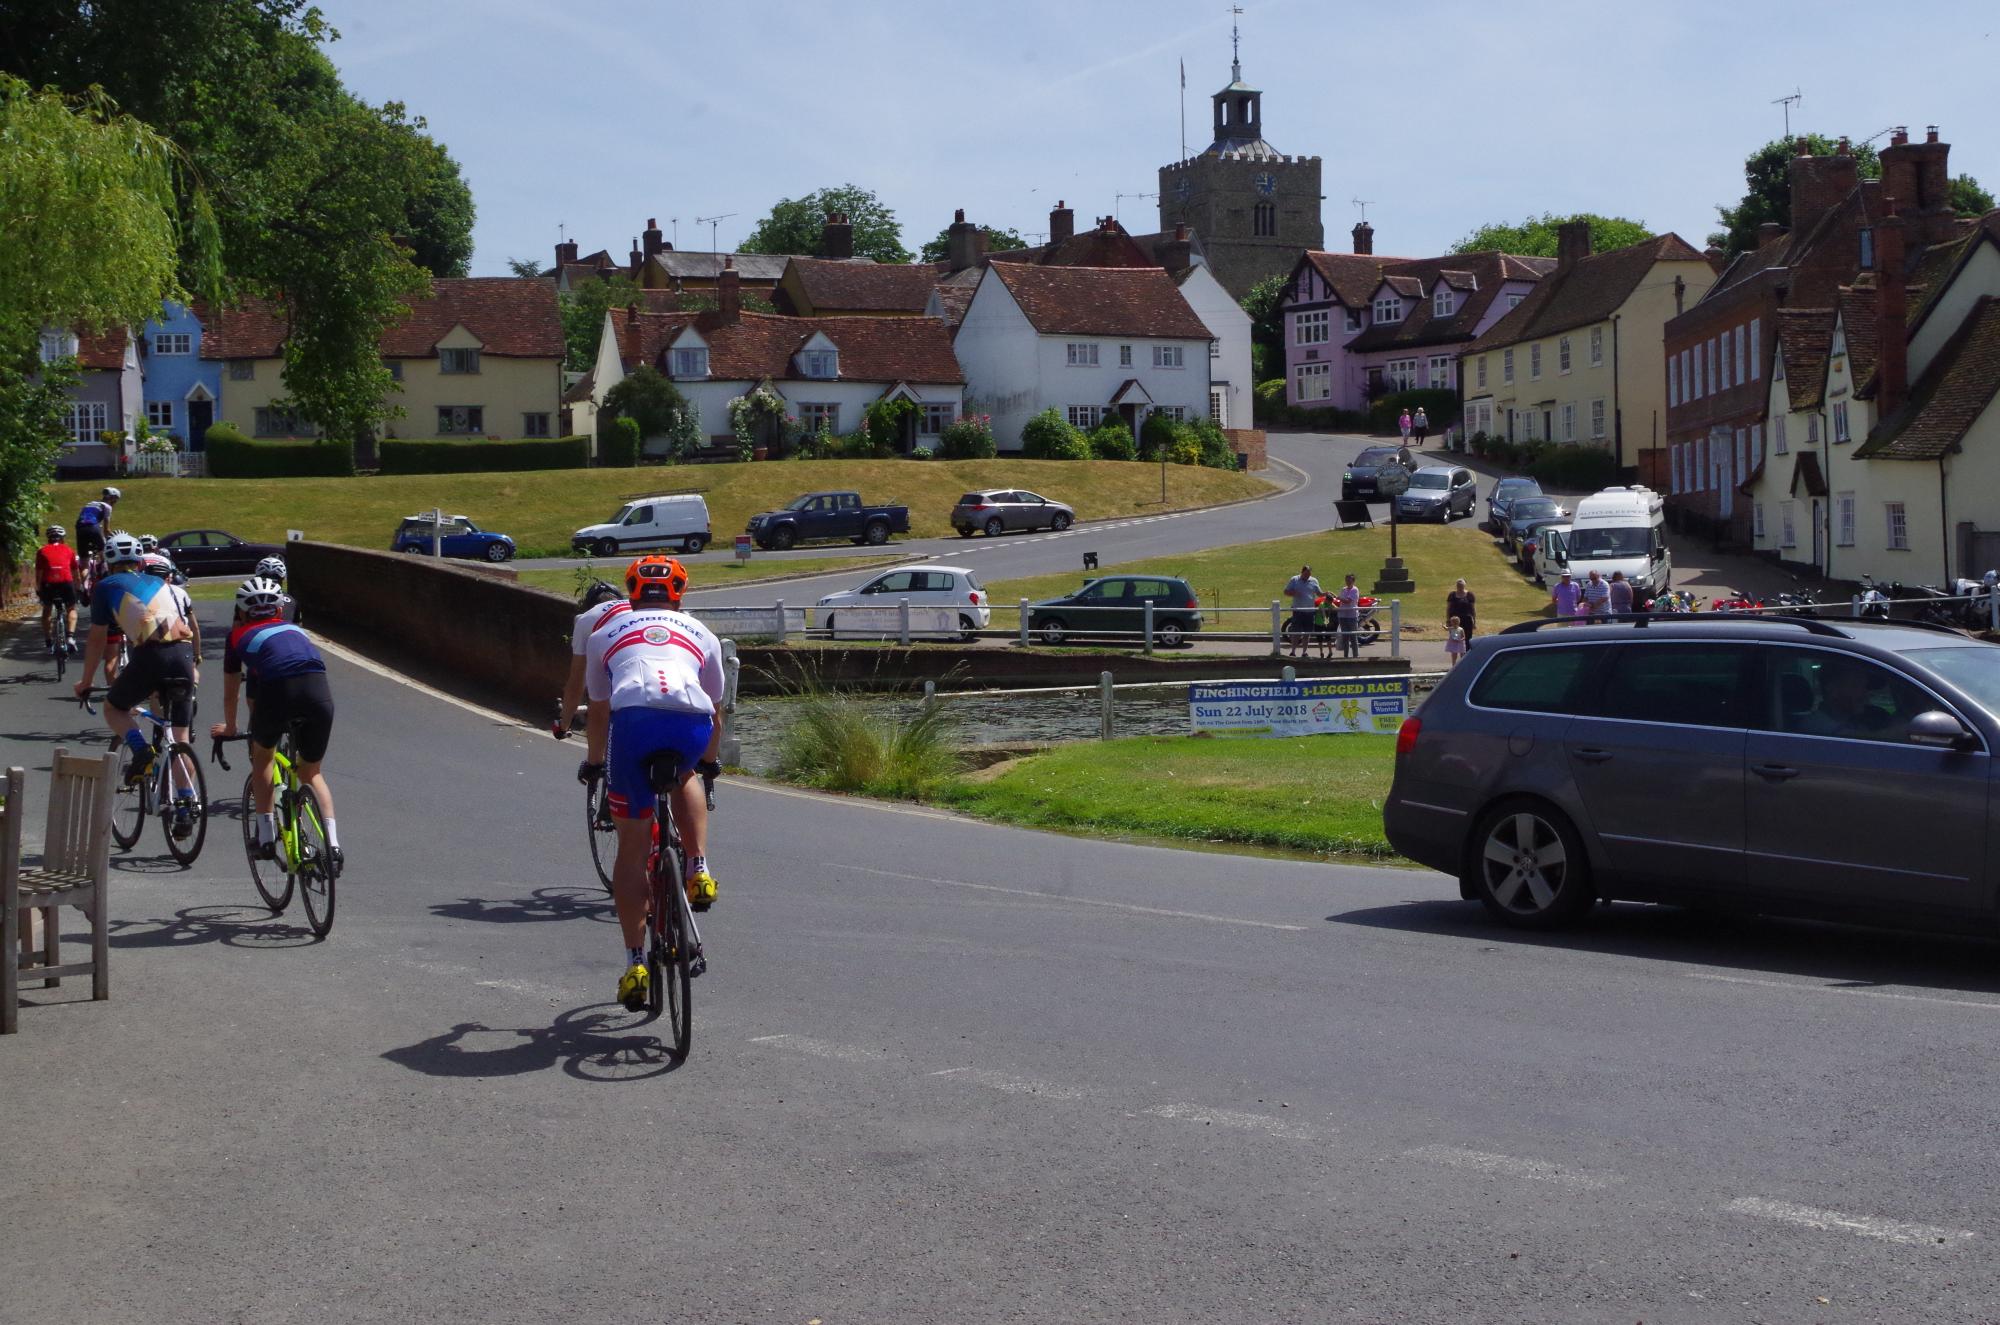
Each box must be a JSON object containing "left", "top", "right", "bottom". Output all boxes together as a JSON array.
[
  {"left": 46, "top": 613, "right": 76, "bottom": 683},
  {"left": 213, "top": 728, "right": 336, "bottom": 938},
  {"left": 84, "top": 685, "right": 208, "bottom": 867},
  {"left": 552, "top": 701, "right": 616, "bottom": 894},
  {"left": 638, "top": 755, "right": 716, "bottom": 1060}
]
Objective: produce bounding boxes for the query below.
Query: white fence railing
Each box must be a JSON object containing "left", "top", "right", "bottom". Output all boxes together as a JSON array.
[{"left": 126, "top": 451, "right": 207, "bottom": 478}]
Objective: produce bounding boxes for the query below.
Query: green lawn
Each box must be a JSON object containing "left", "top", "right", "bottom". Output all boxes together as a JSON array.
[
  {"left": 984, "top": 523, "right": 1550, "bottom": 634},
  {"left": 55, "top": 459, "right": 1273, "bottom": 560},
  {"left": 938, "top": 732, "right": 1398, "bottom": 859}
]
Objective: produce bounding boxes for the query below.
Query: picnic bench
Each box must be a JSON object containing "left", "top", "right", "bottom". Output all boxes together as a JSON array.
[{"left": 2, "top": 749, "right": 119, "bottom": 1034}]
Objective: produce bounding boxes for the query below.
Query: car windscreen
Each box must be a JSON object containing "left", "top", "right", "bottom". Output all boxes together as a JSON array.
[
  {"left": 1408, "top": 471, "right": 1451, "bottom": 489},
  {"left": 1355, "top": 448, "right": 1398, "bottom": 465},
  {"left": 1907, "top": 647, "right": 2000, "bottom": 717},
  {"left": 1511, "top": 499, "right": 1563, "bottom": 520},
  {"left": 609, "top": 504, "right": 636, "bottom": 524},
  {"left": 786, "top": 495, "right": 817, "bottom": 511},
  {"left": 1496, "top": 479, "right": 1540, "bottom": 496},
  {"left": 1567, "top": 527, "right": 1650, "bottom": 558},
  {"left": 957, "top": 493, "right": 985, "bottom": 505}
]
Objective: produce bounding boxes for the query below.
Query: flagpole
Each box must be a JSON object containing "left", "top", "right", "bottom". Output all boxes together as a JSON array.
[{"left": 1178, "top": 58, "right": 1186, "bottom": 163}]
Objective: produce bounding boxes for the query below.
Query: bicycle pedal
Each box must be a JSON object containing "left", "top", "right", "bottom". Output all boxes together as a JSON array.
[{"left": 689, "top": 954, "right": 707, "bottom": 978}]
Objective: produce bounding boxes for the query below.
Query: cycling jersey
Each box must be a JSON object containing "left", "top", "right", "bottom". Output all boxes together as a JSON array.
[
  {"left": 35, "top": 542, "right": 77, "bottom": 585},
  {"left": 584, "top": 607, "right": 724, "bottom": 715},
  {"left": 90, "top": 571, "right": 194, "bottom": 646},
  {"left": 224, "top": 618, "right": 326, "bottom": 687},
  {"left": 571, "top": 599, "right": 629, "bottom": 656},
  {"left": 76, "top": 500, "right": 110, "bottom": 530}
]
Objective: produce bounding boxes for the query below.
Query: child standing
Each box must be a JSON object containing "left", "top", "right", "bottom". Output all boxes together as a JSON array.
[{"left": 1445, "top": 615, "right": 1466, "bottom": 668}]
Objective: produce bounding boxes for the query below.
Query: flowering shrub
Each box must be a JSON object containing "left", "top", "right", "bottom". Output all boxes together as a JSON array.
[{"left": 937, "top": 413, "right": 995, "bottom": 459}]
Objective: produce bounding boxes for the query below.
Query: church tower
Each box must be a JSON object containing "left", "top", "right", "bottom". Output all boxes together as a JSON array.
[{"left": 1158, "top": 16, "right": 1323, "bottom": 298}]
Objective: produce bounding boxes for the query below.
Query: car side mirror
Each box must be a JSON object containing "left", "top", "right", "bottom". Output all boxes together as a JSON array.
[{"left": 1908, "top": 710, "right": 1977, "bottom": 751}]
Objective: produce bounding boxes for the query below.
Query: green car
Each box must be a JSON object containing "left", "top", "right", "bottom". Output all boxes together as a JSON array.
[{"left": 1025, "top": 575, "right": 1203, "bottom": 647}]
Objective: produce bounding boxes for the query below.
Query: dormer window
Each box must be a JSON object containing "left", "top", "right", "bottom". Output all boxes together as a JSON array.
[
  {"left": 1433, "top": 290, "right": 1454, "bottom": 318},
  {"left": 440, "top": 347, "right": 480, "bottom": 374},
  {"left": 671, "top": 347, "right": 709, "bottom": 378},
  {"left": 801, "top": 348, "right": 837, "bottom": 379},
  {"left": 1373, "top": 297, "right": 1402, "bottom": 324},
  {"left": 39, "top": 331, "right": 75, "bottom": 363}
]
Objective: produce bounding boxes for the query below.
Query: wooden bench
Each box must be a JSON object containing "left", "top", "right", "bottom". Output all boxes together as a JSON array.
[{"left": 2, "top": 749, "right": 119, "bottom": 1034}]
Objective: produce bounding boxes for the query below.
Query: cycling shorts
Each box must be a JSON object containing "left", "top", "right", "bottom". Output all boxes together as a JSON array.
[
  {"left": 38, "top": 583, "right": 77, "bottom": 609},
  {"left": 250, "top": 672, "right": 335, "bottom": 763},
  {"left": 606, "top": 706, "right": 713, "bottom": 821},
  {"left": 76, "top": 527, "right": 105, "bottom": 556},
  {"left": 107, "top": 641, "right": 196, "bottom": 728}
]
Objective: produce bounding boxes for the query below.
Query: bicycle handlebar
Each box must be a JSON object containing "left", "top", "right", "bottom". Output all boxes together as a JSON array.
[
  {"left": 76, "top": 687, "right": 98, "bottom": 715},
  {"left": 210, "top": 732, "right": 252, "bottom": 770}
]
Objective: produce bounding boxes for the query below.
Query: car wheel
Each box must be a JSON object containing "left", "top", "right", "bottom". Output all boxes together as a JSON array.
[
  {"left": 957, "top": 527, "right": 976, "bottom": 538},
  {"left": 1038, "top": 616, "right": 1067, "bottom": 646},
  {"left": 769, "top": 526, "right": 797, "bottom": 551},
  {"left": 484, "top": 542, "right": 511, "bottom": 563},
  {"left": 984, "top": 517, "right": 1004, "bottom": 537},
  {"left": 1465, "top": 800, "right": 1593, "bottom": 929},
  {"left": 683, "top": 534, "right": 707, "bottom": 554},
  {"left": 958, "top": 613, "right": 978, "bottom": 643},
  {"left": 863, "top": 520, "right": 890, "bottom": 546},
  {"left": 594, "top": 538, "right": 618, "bottom": 558},
  {"left": 1050, "top": 511, "right": 1072, "bottom": 532},
  {"left": 821, "top": 612, "right": 835, "bottom": 636},
  {"left": 1155, "top": 620, "right": 1184, "bottom": 648}
]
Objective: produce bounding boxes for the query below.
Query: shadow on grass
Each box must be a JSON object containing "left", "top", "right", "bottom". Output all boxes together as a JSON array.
[
  {"left": 430, "top": 885, "right": 616, "bottom": 926},
  {"left": 381, "top": 1004, "right": 680, "bottom": 1081}
]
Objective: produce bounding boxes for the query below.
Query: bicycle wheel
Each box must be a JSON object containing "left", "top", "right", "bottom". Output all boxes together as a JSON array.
[
  {"left": 243, "top": 772, "right": 293, "bottom": 912},
  {"left": 585, "top": 775, "right": 614, "bottom": 894},
  {"left": 110, "top": 743, "right": 149, "bottom": 850},
  {"left": 159, "top": 742, "right": 208, "bottom": 867},
  {"left": 648, "top": 846, "right": 692, "bottom": 1059},
  {"left": 292, "top": 784, "right": 336, "bottom": 939},
  {"left": 53, "top": 633, "right": 66, "bottom": 682}
]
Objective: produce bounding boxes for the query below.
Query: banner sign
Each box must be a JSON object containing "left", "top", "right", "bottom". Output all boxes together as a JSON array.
[{"left": 1189, "top": 678, "right": 1411, "bottom": 737}]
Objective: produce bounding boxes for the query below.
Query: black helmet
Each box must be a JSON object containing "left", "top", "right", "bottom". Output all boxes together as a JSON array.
[{"left": 577, "top": 579, "right": 623, "bottom": 611}]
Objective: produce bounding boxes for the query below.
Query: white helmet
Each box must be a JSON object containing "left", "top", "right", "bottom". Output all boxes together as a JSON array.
[
  {"left": 102, "top": 531, "right": 145, "bottom": 566},
  {"left": 236, "top": 576, "right": 284, "bottom": 616},
  {"left": 255, "top": 555, "right": 288, "bottom": 581},
  {"left": 138, "top": 533, "right": 159, "bottom": 553},
  {"left": 101, "top": 486, "right": 121, "bottom": 502},
  {"left": 140, "top": 552, "right": 175, "bottom": 579}
]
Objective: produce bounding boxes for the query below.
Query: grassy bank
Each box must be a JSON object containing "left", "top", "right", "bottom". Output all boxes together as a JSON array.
[
  {"left": 985, "top": 524, "right": 1549, "bottom": 634},
  {"left": 55, "top": 460, "right": 1273, "bottom": 559},
  {"left": 514, "top": 556, "right": 886, "bottom": 597},
  {"left": 938, "top": 732, "right": 1398, "bottom": 859}
]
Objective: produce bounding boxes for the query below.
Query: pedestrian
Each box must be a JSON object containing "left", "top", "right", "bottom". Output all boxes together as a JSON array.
[
  {"left": 1398, "top": 409, "right": 1413, "bottom": 442},
  {"left": 1607, "top": 569, "right": 1634, "bottom": 616},
  {"left": 1282, "top": 564, "right": 1321, "bottom": 658},
  {"left": 1551, "top": 571, "right": 1581, "bottom": 622},
  {"left": 1445, "top": 577, "right": 1477, "bottom": 638},
  {"left": 1445, "top": 615, "right": 1466, "bottom": 668},
  {"left": 1581, "top": 568, "right": 1610, "bottom": 618},
  {"left": 1336, "top": 572, "right": 1362, "bottom": 658},
  {"left": 1413, "top": 407, "right": 1430, "bottom": 446}
]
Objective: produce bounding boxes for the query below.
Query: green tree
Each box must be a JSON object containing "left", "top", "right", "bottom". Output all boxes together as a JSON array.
[
  {"left": 559, "top": 272, "right": 641, "bottom": 373},
  {"left": 1239, "top": 272, "right": 1288, "bottom": 383},
  {"left": 918, "top": 224, "right": 1028, "bottom": 264},
  {"left": 740, "top": 184, "right": 910, "bottom": 263},
  {"left": 506, "top": 256, "right": 546, "bottom": 278},
  {"left": 1948, "top": 174, "right": 1995, "bottom": 217},
  {"left": 1707, "top": 135, "right": 1880, "bottom": 256},
  {"left": 1452, "top": 212, "right": 1652, "bottom": 257},
  {"left": 399, "top": 134, "right": 475, "bottom": 278},
  {"left": 600, "top": 366, "right": 687, "bottom": 441}
]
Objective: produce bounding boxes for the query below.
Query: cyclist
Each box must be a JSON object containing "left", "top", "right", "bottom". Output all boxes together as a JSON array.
[
  {"left": 254, "top": 555, "right": 299, "bottom": 623},
  {"left": 35, "top": 525, "right": 80, "bottom": 655},
  {"left": 579, "top": 555, "right": 724, "bottom": 1010},
  {"left": 208, "top": 576, "right": 341, "bottom": 874},
  {"left": 73, "top": 532, "right": 197, "bottom": 786},
  {"left": 74, "top": 486, "right": 119, "bottom": 558},
  {"left": 557, "top": 578, "right": 628, "bottom": 738}
]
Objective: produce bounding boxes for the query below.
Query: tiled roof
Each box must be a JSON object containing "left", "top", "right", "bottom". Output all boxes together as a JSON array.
[
  {"left": 1855, "top": 295, "right": 2000, "bottom": 461},
  {"left": 1772, "top": 307, "right": 1835, "bottom": 411},
  {"left": 1381, "top": 275, "right": 1424, "bottom": 299},
  {"left": 1836, "top": 282, "right": 1880, "bottom": 392},
  {"left": 74, "top": 327, "right": 130, "bottom": 371},
  {"left": 785, "top": 257, "right": 941, "bottom": 313},
  {"left": 1789, "top": 451, "right": 1828, "bottom": 498},
  {"left": 1342, "top": 251, "right": 1557, "bottom": 353},
  {"left": 987, "top": 222, "right": 1159, "bottom": 271},
  {"left": 649, "top": 251, "right": 796, "bottom": 283},
  {"left": 931, "top": 284, "right": 976, "bottom": 328},
  {"left": 610, "top": 309, "right": 962, "bottom": 384},
  {"left": 1906, "top": 211, "right": 1999, "bottom": 334},
  {"left": 1299, "top": 252, "right": 1415, "bottom": 307},
  {"left": 986, "top": 263, "right": 1210, "bottom": 339},
  {"left": 1466, "top": 234, "right": 1707, "bottom": 354},
  {"left": 205, "top": 279, "right": 562, "bottom": 360}
]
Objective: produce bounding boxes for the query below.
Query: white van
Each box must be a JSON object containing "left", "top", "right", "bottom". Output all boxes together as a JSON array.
[
  {"left": 572, "top": 492, "right": 712, "bottom": 557},
  {"left": 1530, "top": 521, "right": 1572, "bottom": 586},
  {"left": 1564, "top": 486, "right": 1670, "bottom": 597}
]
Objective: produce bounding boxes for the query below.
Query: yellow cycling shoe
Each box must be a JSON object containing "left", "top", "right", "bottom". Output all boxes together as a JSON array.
[
  {"left": 686, "top": 868, "right": 718, "bottom": 912},
  {"left": 617, "top": 962, "right": 650, "bottom": 1011}
]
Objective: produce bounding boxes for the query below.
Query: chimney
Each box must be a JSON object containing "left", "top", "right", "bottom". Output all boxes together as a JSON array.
[
  {"left": 820, "top": 211, "right": 853, "bottom": 260},
  {"left": 642, "top": 217, "right": 664, "bottom": 260},
  {"left": 1351, "top": 221, "right": 1374, "bottom": 255},
  {"left": 717, "top": 256, "right": 741, "bottom": 324},
  {"left": 1049, "top": 200, "right": 1074, "bottom": 245},
  {"left": 1673, "top": 274, "right": 1686, "bottom": 315},
  {"left": 1156, "top": 222, "right": 1194, "bottom": 272},
  {"left": 1556, "top": 219, "right": 1593, "bottom": 269},
  {"left": 555, "top": 238, "right": 578, "bottom": 269},
  {"left": 1881, "top": 123, "right": 1956, "bottom": 245},
  {"left": 1876, "top": 203, "right": 1909, "bottom": 417},
  {"left": 1756, "top": 220, "right": 1785, "bottom": 245},
  {"left": 1790, "top": 137, "right": 1858, "bottom": 236},
  {"left": 629, "top": 236, "right": 643, "bottom": 276},
  {"left": 945, "top": 208, "right": 986, "bottom": 273}
]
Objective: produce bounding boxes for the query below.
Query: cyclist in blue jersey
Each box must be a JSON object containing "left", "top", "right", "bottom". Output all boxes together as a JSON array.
[{"left": 74, "top": 532, "right": 198, "bottom": 784}]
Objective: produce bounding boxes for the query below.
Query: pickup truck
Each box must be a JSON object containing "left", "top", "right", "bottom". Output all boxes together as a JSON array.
[{"left": 746, "top": 491, "right": 910, "bottom": 550}]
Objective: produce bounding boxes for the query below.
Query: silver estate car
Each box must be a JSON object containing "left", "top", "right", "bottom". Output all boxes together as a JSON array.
[{"left": 1384, "top": 614, "right": 2000, "bottom": 934}]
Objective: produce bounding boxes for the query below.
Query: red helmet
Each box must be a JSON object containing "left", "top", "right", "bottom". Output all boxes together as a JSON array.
[{"left": 624, "top": 554, "right": 687, "bottom": 605}]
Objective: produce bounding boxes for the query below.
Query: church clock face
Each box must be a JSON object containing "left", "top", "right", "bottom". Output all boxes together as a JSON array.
[
  {"left": 1254, "top": 171, "right": 1278, "bottom": 197},
  {"left": 1175, "top": 176, "right": 1192, "bottom": 204}
]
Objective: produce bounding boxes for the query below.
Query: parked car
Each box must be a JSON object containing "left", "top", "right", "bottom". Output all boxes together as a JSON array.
[
  {"left": 951, "top": 489, "right": 1076, "bottom": 538},
  {"left": 746, "top": 491, "right": 910, "bottom": 550},
  {"left": 1528, "top": 522, "right": 1572, "bottom": 585},
  {"left": 1497, "top": 495, "right": 1569, "bottom": 559},
  {"left": 1512, "top": 515, "right": 1572, "bottom": 573},
  {"left": 1384, "top": 614, "right": 2000, "bottom": 937},
  {"left": 1484, "top": 476, "right": 1543, "bottom": 533},
  {"left": 816, "top": 564, "right": 990, "bottom": 640},
  {"left": 391, "top": 514, "right": 517, "bottom": 562},
  {"left": 572, "top": 492, "right": 711, "bottom": 558},
  {"left": 1340, "top": 445, "right": 1416, "bottom": 502},
  {"left": 156, "top": 529, "right": 286, "bottom": 578},
  {"left": 1394, "top": 466, "right": 1477, "bottom": 522},
  {"left": 1025, "top": 575, "right": 1203, "bottom": 647}
]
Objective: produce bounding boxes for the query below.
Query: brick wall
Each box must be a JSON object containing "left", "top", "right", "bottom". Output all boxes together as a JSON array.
[{"left": 1224, "top": 427, "right": 1267, "bottom": 470}]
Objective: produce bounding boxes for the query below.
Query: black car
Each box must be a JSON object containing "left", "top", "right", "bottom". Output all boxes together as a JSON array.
[
  {"left": 1496, "top": 496, "right": 1568, "bottom": 558},
  {"left": 157, "top": 529, "right": 286, "bottom": 577},
  {"left": 1025, "top": 575, "right": 1203, "bottom": 647},
  {"left": 1341, "top": 445, "right": 1416, "bottom": 502},
  {"left": 1484, "top": 476, "right": 1543, "bottom": 533}
]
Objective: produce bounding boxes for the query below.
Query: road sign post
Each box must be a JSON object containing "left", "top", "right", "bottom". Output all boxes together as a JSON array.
[{"left": 1372, "top": 468, "right": 1415, "bottom": 594}]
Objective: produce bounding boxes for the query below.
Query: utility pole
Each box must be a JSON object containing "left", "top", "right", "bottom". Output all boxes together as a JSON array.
[{"left": 1772, "top": 88, "right": 1802, "bottom": 139}]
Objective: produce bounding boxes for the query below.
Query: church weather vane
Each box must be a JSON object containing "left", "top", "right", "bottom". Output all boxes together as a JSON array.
[{"left": 1230, "top": 4, "right": 1244, "bottom": 83}]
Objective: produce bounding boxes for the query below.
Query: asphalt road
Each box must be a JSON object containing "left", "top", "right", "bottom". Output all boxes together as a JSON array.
[{"left": 6, "top": 604, "right": 2000, "bottom": 1322}]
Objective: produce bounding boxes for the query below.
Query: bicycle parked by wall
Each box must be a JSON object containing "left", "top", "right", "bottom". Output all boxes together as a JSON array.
[{"left": 213, "top": 727, "right": 336, "bottom": 938}]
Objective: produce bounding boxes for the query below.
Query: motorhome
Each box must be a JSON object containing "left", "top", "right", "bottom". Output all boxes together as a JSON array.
[{"left": 1564, "top": 486, "right": 1670, "bottom": 598}]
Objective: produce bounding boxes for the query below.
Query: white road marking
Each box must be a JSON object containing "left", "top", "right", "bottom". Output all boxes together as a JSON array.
[
  {"left": 1144, "top": 1101, "right": 1317, "bottom": 1141},
  {"left": 930, "top": 1067, "right": 1090, "bottom": 1100},
  {"left": 748, "top": 1033, "right": 887, "bottom": 1064},
  {"left": 1684, "top": 971, "right": 2000, "bottom": 1011},
  {"left": 1405, "top": 1144, "right": 1621, "bottom": 1191},
  {"left": 1725, "top": 1196, "right": 1976, "bottom": 1246},
  {"left": 313, "top": 633, "right": 535, "bottom": 731},
  {"left": 837, "top": 862, "right": 1310, "bottom": 932}
]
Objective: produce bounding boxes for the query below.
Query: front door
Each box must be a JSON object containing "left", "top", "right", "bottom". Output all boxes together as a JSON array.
[{"left": 187, "top": 399, "right": 214, "bottom": 450}]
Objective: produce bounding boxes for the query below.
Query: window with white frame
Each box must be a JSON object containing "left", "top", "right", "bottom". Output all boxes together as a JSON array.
[
  {"left": 1780, "top": 500, "right": 1797, "bottom": 548},
  {"left": 1386, "top": 358, "right": 1418, "bottom": 392},
  {"left": 1119, "top": 344, "right": 1133, "bottom": 366},
  {"left": 1719, "top": 329, "right": 1732, "bottom": 389},
  {"left": 1886, "top": 502, "right": 1908, "bottom": 550},
  {"left": 800, "top": 349, "right": 837, "bottom": 379},
  {"left": 1502, "top": 349, "right": 1514, "bottom": 384},
  {"left": 1066, "top": 405, "right": 1102, "bottom": 429},
  {"left": 1591, "top": 398, "right": 1606, "bottom": 439},
  {"left": 920, "top": 403, "right": 954, "bottom": 435},
  {"left": 229, "top": 360, "right": 254, "bottom": 381},
  {"left": 1735, "top": 325, "right": 1747, "bottom": 382},
  {"left": 1754, "top": 501, "right": 1767, "bottom": 540},
  {"left": 1734, "top": 428, "right": 1746, "bottom": 476},
  {"left": 1560, "top": 402, "right": 1575, "bottom": 442},
  {"left": 1807, "top": 413, "right": 1820, "bottom": 444},
  {"left": 437, "top": 405, "right": 484, "bottom": 435},
  {"left": 1208, "top": 388, "right": 1226, "bottom": 426},
  {"left": 1837, "top": 492, "right": 1856, "bottom": 546},
  {"left": 1775, "top": 414, "right": 1788, "bottom": 454},
  {"left": 1296, "top": 311, "right": 1328, "bottom": 345},
  {"left": 1343, "top": 308, "right": 1362, "bottom": 334},
  {"left": 1529, "top": 343, "right": 1541, "bottom": 380},
  {"left": 796, "top": 403, "right": 836, "bottom": 435},
  {"left": 1066, "top": 342, "right": 1099, "bottom": 367},
  {"left": 671, "top": 347, "right": 708, "bottom": 377},
  {"left": 440, "top": 347, "right": 481, "bottom": 374},
  {"left": 1426, "top": 355, "right": 1452, "bottom": 388},
  {"left": 1833, "top": 401, "right": 1850, "bottom": 442},
  {"left": 1373, "top": 297, "right": 1402, "bottom": 324},
  {"left": 1669, "top": 355, "right": 1680, "bottom": 406},
  {"left": 1681, "top": 348, "right": 1693, "bottom": 400},
  {"left": 1749, "top": 318, "right": 1761, "bottom": 380},
  {"left": 1476, "top": 355, "right": 1488, "bottom": 389},
  {"left": 1433, "top": 289, "right": 1454, "bottom": 318},
  {"left": 1153, "top": 344, "right": 1184, "bottom": 369},
  {"left": 1294, "top": 362, "right": 1331, "bottom": 401},
  {"left": 151, "top": 332, "right": 192, "bottom": 356},
  {"left": 39, "top": 331, "right": 74, "bottom": 363},
  {"left": 1750, "top": 422, "right": 1762, "bottom": 469},
  {"left": 1590, "top": 325, "right": 1604, "bottom": 367},
  {"left": 523, "top": 412, "right": 551, "bottom": 437},
  {"left": 1154, "top": 405, "right": 1189, "bottom": 422},
  {"left": 63, "top": 401, "right": 108, "bottom": 445},
  {"left": 1558, "top": 336, "right": 1572, "bottom": 373},
  {"left": 146, "top": 401, "right": 174, "bottom": 431}
]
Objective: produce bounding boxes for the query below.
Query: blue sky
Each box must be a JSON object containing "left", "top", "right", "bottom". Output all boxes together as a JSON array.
[{"left": 317, "top": 0, "right": 1999, "bottom": 274}]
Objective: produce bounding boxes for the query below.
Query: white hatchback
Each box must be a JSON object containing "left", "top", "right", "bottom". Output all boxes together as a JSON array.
[{"left": 816, "top": 564, "right": 990, "bottom": 640}]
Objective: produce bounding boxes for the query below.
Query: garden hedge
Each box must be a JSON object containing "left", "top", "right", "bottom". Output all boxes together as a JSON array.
[
  {"left": 601, "top": 416, "right": 640, "bottom": 468},
  {"left": 377, "top": 435, "right": 589, "bottom": 475},
  {"left": 204, "top": 423, "right": 356, "bottom": 477}
]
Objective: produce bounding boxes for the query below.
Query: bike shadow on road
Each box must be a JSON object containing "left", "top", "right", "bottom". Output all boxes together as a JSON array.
[
  {"left": 381, "top": 1005, "right": 680, "bottom": 1081},
  {"left": 1329, "top": 899, "right": 2000, "bottom": 998},
  {"left": 108, "top": 903, "right": 318, "bottom": 950},
  {"left": 429, "top": 885, "right": 617, "bottom": 926}
]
